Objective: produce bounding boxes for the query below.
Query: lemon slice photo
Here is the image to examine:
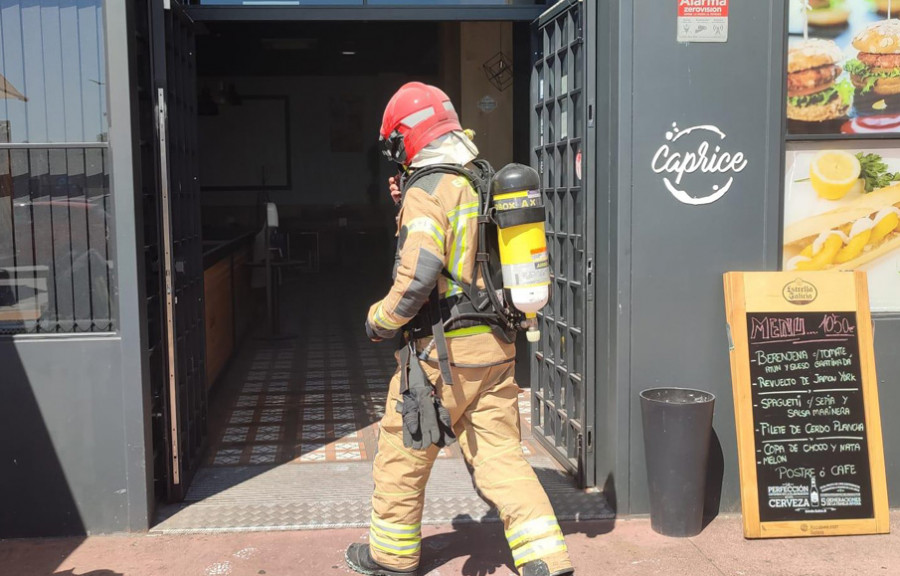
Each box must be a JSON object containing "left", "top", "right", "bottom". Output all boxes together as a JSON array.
[{"left": 809, "top": 150, "right": 861, "bottom": 201}]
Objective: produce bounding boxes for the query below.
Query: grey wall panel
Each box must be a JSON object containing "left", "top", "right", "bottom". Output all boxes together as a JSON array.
[
  {"left": 0, "top": 337, "right": 128, "bottom": 537},
  {"left": 0, "top": 1, "right": 151, "bottom": 538},
  {"left": 106, "top": 0, "right": 154, "bottom": 532},
  {"left": 591, "top": 0, "right": 625, "bottom": 508},
  {"left": 873, "top": 317, "right": 900, "bottom": 506},
  {"left": 611, "top": 0, "right": 634, "bottom": 514},
  {"left": 624, "top": 1, "right": 784, "bottom": 514}
]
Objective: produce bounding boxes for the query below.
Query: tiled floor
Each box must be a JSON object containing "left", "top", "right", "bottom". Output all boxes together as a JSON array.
[
  {"left": 153, "top": 272, "right": 610, "bottom": 532},
  {"left": 205, "top": 279, "right": 541, "bottom": 467},
  {"left": 207, "top": 342, "right": 540, "bottom": 467}
]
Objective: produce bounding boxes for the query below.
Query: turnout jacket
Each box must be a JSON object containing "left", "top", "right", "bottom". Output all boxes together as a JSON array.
[{"left": 367, "top": 168, "right": 515, "bottom": 368}]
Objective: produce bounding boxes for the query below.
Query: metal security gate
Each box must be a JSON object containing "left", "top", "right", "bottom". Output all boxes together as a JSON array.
[
  {"left": 530, "top": 0, "right": 595, "bottom": 487},
  {"left": 137, "top": 0, "right": 206, "bottom": 502}
]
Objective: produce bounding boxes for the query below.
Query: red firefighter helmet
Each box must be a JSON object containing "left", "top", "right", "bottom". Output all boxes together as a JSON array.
[{"left": 379, "top": 82, "right": 461, "bottom": 166}]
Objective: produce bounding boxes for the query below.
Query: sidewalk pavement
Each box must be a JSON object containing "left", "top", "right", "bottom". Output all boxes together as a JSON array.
[{"left": 2, "top": 511, "right": 898, "bottom": 576}]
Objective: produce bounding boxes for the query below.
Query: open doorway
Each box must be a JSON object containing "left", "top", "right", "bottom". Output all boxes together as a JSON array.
[
  {"left": 151, "top": 19, "right": 605, "bottom": 532},
  {"left": 195, "top": 19, "right": 510, "bottom": 468}
]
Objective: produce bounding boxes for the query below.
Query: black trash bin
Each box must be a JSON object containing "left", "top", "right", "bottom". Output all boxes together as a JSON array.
[{"left": 640, "top": 387, "right": 716, "bottom": 537}]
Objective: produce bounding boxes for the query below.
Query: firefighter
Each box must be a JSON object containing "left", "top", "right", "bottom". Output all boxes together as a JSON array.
[{"left": 344, "top": 82, "right": 574, "bottom": 576}]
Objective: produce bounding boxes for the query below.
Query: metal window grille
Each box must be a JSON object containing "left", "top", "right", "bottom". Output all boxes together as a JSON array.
[
  {"left": 133, "top": 0, "right": 172, "bottom": 504},
  {"left": 530, "top": 0, "right": 594, "bottom": 486},
  {"left": 0, "top": 1, "right": 113, "bottom": 335},
  {"left": 137, "top": 0, "right": 207, "bottom": 503},
  {"left": 163, "top": 0, "right": 208, "bottom": 498}
]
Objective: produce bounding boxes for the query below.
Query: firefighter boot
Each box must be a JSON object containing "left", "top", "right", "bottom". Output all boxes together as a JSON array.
[
  {"left": 520, "top": 559, "right": 575, "bottom": 576},
  {"left": 345, "top": 544, "right": 418, "bottom": 576}
]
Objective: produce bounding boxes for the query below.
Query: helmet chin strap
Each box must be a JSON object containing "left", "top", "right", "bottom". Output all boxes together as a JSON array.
[{"left": 395, "top": 164, "right": 412, "bottom": 200}]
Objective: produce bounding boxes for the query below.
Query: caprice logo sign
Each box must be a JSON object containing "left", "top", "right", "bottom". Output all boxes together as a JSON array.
[{"left": 651, "top": 123, "right": 748, "bottom": 206}]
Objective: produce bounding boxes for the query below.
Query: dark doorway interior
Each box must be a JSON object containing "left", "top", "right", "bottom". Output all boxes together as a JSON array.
[
  {"left": 197, "top": 20, "right": 443, "bottom": 269},
  {"left": 193, "top": 23, "right": 442, "bottom": 483},
  {"left": 189, "top": 21, "right": 429, "bottom": 501},
  {"left": 151, "top": 20, "right": 564, "bottom": 530}
]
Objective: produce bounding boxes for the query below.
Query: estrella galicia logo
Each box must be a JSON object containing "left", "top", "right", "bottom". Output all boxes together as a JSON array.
[
  {"left": 783, "top": 278, "right": 818, "bottom": 306},
  {"left": 651, "top": 123, "right": 748, "bottom": 206}
]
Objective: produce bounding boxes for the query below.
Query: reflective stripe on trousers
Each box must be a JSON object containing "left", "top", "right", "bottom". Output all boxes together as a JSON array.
[
  {"left": 369, "top": 513, "right": 422, "bottom": 557},
  {"left": 368, "top": 334, "right": 572, "bottom": 575},
  {"left": 506, "top": 515, "right": 568, "bottom": 567}
]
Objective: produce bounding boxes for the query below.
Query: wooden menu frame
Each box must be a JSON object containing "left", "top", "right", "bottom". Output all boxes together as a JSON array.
[{"left": 724, "top": 271, "right": 889, "bottom": 538}]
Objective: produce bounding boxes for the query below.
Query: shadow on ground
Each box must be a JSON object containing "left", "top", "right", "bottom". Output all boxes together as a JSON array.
[
  {"left": 0, "top": 537, "right": 125, "bottom": 576},
  {"left": 419, "top": 514, "right": 616, "bottom": 576}
]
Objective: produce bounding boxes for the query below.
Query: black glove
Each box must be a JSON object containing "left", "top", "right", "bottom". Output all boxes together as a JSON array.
[
  {"left": 434, "top": 395, "right": 455, "bottom": 447},
  {"left": 399, "top": 348, "right": 457, "bottom": 450},
  {"left": 400, "top": 383, "right": 439, "bottom": 450}
]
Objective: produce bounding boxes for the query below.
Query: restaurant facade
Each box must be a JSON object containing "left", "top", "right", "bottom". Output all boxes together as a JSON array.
[{"left": 1, "top": 0, "right": 898, "bottom": 538}]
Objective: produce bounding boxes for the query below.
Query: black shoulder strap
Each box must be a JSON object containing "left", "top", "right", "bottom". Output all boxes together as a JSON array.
[
  {"left": 402, "top": 160, "right": 517, "bottom": 378},
  {"left": 427, "top": 286, "right": 454, "bottom": 385},
  {"left": 402, "top": 163, "right": 487, "bottom": 197},
  {"left": 401, "top": 164, "right": 482, "bottom": 385}
]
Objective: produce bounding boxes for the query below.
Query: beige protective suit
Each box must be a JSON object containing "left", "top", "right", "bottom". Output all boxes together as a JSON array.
[{"left": 365, "top": 138, "right": 572, "bottom": 575}]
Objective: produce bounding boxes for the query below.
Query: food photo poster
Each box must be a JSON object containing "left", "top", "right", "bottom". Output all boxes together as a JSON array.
[
  {"left": 787, "top": 0, "right": 900, "bottom": 135},
  {"left": 784, "top": 141, "right": 900, "bottom": 311}
]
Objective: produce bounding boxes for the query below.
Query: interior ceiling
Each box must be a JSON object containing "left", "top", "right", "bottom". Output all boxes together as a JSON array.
[{"left": 197, "top": 21, "right": 442, "bottom": 77}]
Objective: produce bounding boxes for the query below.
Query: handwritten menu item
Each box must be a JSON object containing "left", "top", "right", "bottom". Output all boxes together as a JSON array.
[{"left": 724, "top": 272, "right": 889, "bottom": 538}]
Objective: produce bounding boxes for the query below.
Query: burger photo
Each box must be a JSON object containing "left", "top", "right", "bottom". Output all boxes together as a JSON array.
[
  {"left": 787, "top": 39, "right": 852, "bottom": 130},
  {"left": 806, "top": 0, "right": 851, "bottom": 28},
  {"left": 845, "top": 19, "right": 900, "bottom": 115}
]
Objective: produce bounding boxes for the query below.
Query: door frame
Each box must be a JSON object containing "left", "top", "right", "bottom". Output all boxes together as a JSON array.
[
  {"left": 143, "top": 1, "right": 567, "bottom": 506},
  {"left": 529, "top": 0, "right": 597, "bottom": 488},
  {"left": 185, "top": 5, "right": 545, "bottom": 22},
  {"left": 147, "top": 0, "right": 207, "bottom": 503}
]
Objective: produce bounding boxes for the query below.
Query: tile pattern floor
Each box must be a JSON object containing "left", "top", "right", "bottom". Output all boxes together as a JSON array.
[
  {"left": 154, "top": 273, "right": 610, "bottom": 532},
  {"left": 206, "top": 322, "right": 540, "bottom": 468}
]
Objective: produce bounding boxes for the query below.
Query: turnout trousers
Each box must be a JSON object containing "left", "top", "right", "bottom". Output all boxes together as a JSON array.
[{"left": 368, "top": 336, "right": 573, "bottom": 575}]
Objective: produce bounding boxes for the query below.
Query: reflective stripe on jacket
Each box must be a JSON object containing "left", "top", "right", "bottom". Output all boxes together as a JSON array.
[{"left": 368, "top": 171, "right": 485, "bottom": 339}]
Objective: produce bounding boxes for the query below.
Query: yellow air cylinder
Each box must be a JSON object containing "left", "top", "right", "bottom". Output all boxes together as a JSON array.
[{"left": 491, "top": 164, "right": 549, "bottom": 342}]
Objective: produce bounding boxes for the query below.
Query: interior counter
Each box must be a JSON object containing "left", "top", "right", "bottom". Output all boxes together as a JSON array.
[{"left": 203, "top": 233, "right": 255, "bottom": 390}]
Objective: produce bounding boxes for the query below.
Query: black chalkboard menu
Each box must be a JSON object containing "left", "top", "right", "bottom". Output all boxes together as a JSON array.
[
  {"left": 724, "top": 272, "right": 889, "bottom": 539},
  {"left": 747, "top": 311, "right": 872, "bottom": 523}
]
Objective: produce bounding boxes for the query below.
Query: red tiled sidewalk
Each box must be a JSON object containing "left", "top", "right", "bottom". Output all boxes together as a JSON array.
[{"left": 2, "top": 511, "right": 898, "bottom": 576}]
